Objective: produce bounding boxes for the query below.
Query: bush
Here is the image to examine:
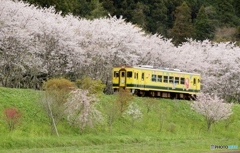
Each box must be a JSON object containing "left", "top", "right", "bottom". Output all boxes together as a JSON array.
[
  {"left": 43, "top": 78, "right": 76, "bottom": 92},
  {"left": 41, "top": 78, "right": 76, "bottom": 136},
  {"left": 191, "top": 92, "right": 233, "bottom": 131},
  {"left": 64, "top": 89, "right": 103, "bottom": 133},
  {"left": 76, "top": 76, "right": 105, "bottom": 95},
  {"left": 4, "top": 107, "right": 22, "bottom": 131},
  {"left": 116, "top": 88, "right": 133, "bottom": 116}
]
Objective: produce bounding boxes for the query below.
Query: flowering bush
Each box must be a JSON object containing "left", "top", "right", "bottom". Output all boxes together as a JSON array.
[
  {"left": 4, "top": 107, "right": 22, "bottom": 131},
  {"left": 191, "top": 92, "right": 233, "bottom": 130},
  {"left": 124, "top": 102, "right": 142, "bottom": 127},
  {"left": 64, "top": 89, "right": 103, "bottom": 132}
]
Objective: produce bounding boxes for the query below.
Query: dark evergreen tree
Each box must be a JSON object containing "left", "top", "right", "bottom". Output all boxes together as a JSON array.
[
  {"left": 171, "top": 1, "right": 193, "bottom": 46},
  {"left": 194, "top": 5, "right": 214, "bottom": 41},
  {"left": 101, "top": 0, "right": 116, "bottom": 14},
  {"left": 215, "top": 0, "right": 236, "bottom": 26},
  {"left": 233, "top": 0, "right": 240, "bottom": 17},
  {"left": 147, "top": 0, "right": 168, "bottom": 36},
  {"left": 131, "top": 2, "right": 148, "bottom": 29},
  {"left": 165, "top": 0, "right": 183, "bottom": 30},
  {"left": 88, "top": 0, "right": 108, "bottom": 19},
  {"left": 72, "top": 0, "right": 91, "bottom": 17}
]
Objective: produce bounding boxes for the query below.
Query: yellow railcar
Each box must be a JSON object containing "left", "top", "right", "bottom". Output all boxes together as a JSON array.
[{"left": 112, "top": 65, "right": 201, "bottom": 99}]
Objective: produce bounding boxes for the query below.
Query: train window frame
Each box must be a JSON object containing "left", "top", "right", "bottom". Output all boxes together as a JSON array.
[
  {"left": 157, "top": 75, "right": 162, "bottom": 82},
  {"left": 127, "top": 71, "right": 132, "bottom": 78},
  {"left": 114, "top": 71, "right": 119, "bottom": 77},
  {"left": 137, "top": 73, "right": 138, "bottom": 79},
  {"left": 152, "top": 74, "right": 156, "bottom": 82},
  {"left": 169, "top": 76, "right": 174, "bottom": 83},
  {"left": 141, "top": 73, "right": 144, "bottom": 80},
  {"left": 180, "top": 78, "right": 185, "bottom": 84},
  {"left": 175, "top": 77, "right": 179, "bottom": 84},
  {"left": 134, "top": 72, "right": 136, "bottom": 79},
  {"left": 163, "top": 76, "right": 168, "bottom": 83}
]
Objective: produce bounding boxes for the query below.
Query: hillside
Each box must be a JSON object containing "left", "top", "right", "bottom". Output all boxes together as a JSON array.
[{"left": 0, "top": 87, "right": 239, "bottom": 152}]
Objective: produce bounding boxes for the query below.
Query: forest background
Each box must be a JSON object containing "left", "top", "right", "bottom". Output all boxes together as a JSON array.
[{"left": 23, "top": 0, "right": 240, "bottom": 45}]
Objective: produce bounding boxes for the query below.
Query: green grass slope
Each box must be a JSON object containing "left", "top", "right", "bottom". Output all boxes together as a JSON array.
[{"left": 0, "top": 87, "right": 239, "bottom": 153}]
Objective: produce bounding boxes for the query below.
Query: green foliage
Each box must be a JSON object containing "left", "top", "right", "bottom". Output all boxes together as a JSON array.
[
  {"left": 75, "top": 76, "right": 105, "bottom": 95},
  {"left": 166, "top": 122, "right": 176, "bottom": 133},
  {"left": 143, "top": 97, "right": 158, "bottom": 114},
  {"left": 43, "top": 78, "right": 76, "bottom": 92},
  {"left": 131, "top": 2, "right": 148, "bottom": 29},
  {"left": 0, "top": 87, "right": 49, "bottom": 137},
  {"left": 146, "top": 0, "right": 168, "bottom": 36},
  {"left": 194, "top": 5, "right": 215, "bottom": 41},
  {"left": 102, "top": 0, "right": 115, "bottom": 14},
  {"left": 115, "top": 89, "right": 133, "bottom": 116},
  {"left": 238, "top": 26, "right": 240, "bottom": 39},
  {"left": 88, "top": 0, "right": 107, "bottom": 19},
  {"left": 42, "top": 78, "right": 76, "bottom": 136},
  {"left": 171, "top": 1, "right": 193, "bottom": 46},
  {"left": 215, "top": 0, "right": 237, "bottom": 26}
]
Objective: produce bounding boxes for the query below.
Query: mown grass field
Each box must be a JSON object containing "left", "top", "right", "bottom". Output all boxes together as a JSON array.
[{"left": 0, "top": 87, "right": 239, "bottom": 153}]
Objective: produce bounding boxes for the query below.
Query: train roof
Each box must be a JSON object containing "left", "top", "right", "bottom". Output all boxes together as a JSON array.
[{"left": 114, "top": 65, "right": 200, "bottom": 75}]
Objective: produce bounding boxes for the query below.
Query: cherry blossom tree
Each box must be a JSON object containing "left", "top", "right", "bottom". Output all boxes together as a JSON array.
[
  {"left": 191, "top": 92, "right": 233, "bottom": 130},
  {"left": 64, "top": 89, "right": 103, "bottom": 132},
  {"left": 1, "top": 0, "right": 240, "bottom": 101},
  {"left": 124, "top": 102, "right": 142, "bottom": 127}
]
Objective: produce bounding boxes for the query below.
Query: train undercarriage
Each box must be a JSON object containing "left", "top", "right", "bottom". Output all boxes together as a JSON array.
[{"left": 114, "top": 88, "right": 196, "bottom": 100}]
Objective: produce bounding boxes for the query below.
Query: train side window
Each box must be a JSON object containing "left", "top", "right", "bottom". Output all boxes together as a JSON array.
[
  {"left": 142, "top": 73, "right": 144, "bottom": 80},
  {"left": 198, "top": 79, "right": 200, "bottom": 83},
  {"left": 127, "top": 71, "right": 132, "bottom": 78},
  {"left": 164, "top": 76, "right": 168, "bottom": 83},
  {"left": 137, "top": 73, "right": 138, "bottom": 79},
  {"left": 193, "top": 78, "right": 196, "bottom": 85},
  {"left": 180, "top": 78, "right": 185, "bottom": 84},
  {"left": 114, "top": 71, "right": 119, "bottom": 77},
  {"left": 175, "top": 77, "right": 179, "bottom": 84},
  {"left": 169, "top": 76, "right": 174, "bottom": 83},
  {"left": 134, "top": 72, "right": 136, "bottom": 79},
  {"left": 157, "top": 75, "right": 162, "bottom": 82},
  {"left": 121, "top": 71, "right": 125, "bottom": 77},
  {"left": 152, "top": 74, "right": 156, "bottom": 82}
]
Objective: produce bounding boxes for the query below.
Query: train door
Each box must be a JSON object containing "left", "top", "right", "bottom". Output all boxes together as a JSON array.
[
  {"left": 192, "top": 76, "right": 198, "bottom": 92},
  {"left": 140, "top": 71, "right": 145, "bottom": 88},
  {"left": 119, "top": 69, "right": 126, "bottom": 87}
]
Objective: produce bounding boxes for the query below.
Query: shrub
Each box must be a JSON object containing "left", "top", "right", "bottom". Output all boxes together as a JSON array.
[
  {"left": 43, "top": 77, "right": 76, "bottom": 92},
  {"left": 41, "top": 78, "right": 76, "bottom": 136},
  {"left": 116, "top": 88, "right": 133, "bottom": 116},
  {"left": 4, "top": 107, "right": 22, "bottom": 131},
  {"left": 124, "top": 102, "right": 142, "bottom": 127},
  {"left": 191, "top": 92, "right": 233, "bottom": 131},
  {"left": 75, "top": 76, "right": 105, "bottom": 95},
  {"left": 64, "top": 89, "right": 103, "bottom": 132},
  {"left": 167, "top": 122, "right": 176, "bottom": 133}
]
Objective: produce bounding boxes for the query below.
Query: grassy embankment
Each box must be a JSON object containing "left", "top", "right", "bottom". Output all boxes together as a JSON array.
[{"left": 0, "top": 87, "right": 239, "bottom": 153}]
